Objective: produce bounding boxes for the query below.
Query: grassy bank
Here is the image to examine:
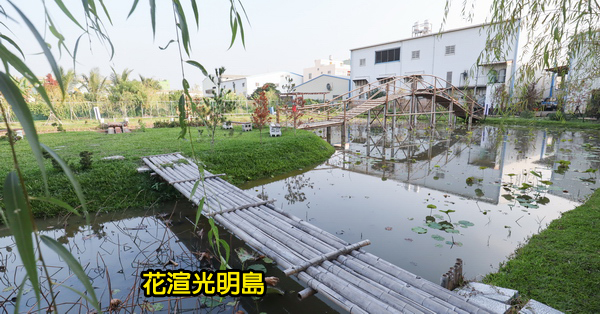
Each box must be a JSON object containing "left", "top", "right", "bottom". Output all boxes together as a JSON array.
[
  {"left": 483, "top": 190, "right": 600, "bottom": 313},
  {"left": 482, "top": 116, "right": 600, "bottom": 129},
  {"left": 0, "top": 127, "right": 335, "bottom": 217}
]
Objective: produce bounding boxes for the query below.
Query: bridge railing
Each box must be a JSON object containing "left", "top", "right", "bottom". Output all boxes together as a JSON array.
[{"left": 290, "top": 75, "right": 485, "bottom": 128}]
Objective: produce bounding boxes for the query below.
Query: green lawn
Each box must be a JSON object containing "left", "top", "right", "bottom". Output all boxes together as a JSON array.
[
  {"left": 483, "top": 189, "right": 600, "bottom": 313},
  {"left": 0, "top": 126, "right": 335, "bottom": 217}
]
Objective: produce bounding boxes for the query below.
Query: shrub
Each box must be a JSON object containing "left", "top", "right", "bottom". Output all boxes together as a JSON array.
[
  {"left": 519, "top": 110, "right": 535, "bottom": 119},
  {"left": 79, "top": 151, "right": 93, "bottom": 171}
]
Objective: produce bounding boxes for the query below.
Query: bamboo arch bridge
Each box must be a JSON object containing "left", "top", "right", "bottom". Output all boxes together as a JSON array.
[
  {"left": 284, "top": 75, "right": 484, "bottom": 134},
  {"left": 142, "top": 152, "right": 495, "bottom": 313}
]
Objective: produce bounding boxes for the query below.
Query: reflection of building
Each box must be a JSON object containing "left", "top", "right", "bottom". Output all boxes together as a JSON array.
[{"left": 350, "top": 23, "right": 523, "bottom": 109}]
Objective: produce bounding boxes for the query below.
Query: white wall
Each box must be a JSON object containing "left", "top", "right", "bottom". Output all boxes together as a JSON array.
[
  {"left": 294, "top": 75, "right": 351, "bottom": 101},
  {"left": 350, "top": 24, "right": 520, "bottom": 106},
  {"left": 246, "top": 72, "right": 304, "bottom": 96}
]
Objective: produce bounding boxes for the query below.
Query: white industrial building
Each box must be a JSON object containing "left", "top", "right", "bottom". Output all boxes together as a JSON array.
[
  {"left": 350, "top": 22, "right": 525, "bottom": 110},
  {"left": 202, "top": 71, "right": 303, "bottom": 98},
  {"left": 293, "top": 74, "right": 351, "bottom": 101},
  {"left": 303, "top": 57, "right": 351, "bottom": 81}
]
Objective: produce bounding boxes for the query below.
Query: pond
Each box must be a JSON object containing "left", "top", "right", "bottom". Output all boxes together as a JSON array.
[{"left": 1, "top": 124, "right": 599, "bottom": 313}]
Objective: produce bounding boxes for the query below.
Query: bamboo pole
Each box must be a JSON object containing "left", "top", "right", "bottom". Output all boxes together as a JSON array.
[
  {"left": 284, "top": 240, "right": 371, "bottom": 276},
  {"left": 206, "top": 199, "right": 276, "bottom": 217},
  {"left": 297, "top": 287, "right": 317, "bottom": 300}
]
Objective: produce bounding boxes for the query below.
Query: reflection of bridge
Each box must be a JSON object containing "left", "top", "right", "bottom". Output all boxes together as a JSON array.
[{"left": 288, "top": 75, "right": 484, "bottom": 132}]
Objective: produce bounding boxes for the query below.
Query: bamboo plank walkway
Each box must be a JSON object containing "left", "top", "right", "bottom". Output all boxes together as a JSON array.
[{"left": 142, "top": 153, "right": 493, "bottom": 313}]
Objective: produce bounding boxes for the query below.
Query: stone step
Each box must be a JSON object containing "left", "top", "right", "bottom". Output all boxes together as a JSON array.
[{"left": 519, "top": 299, "right": 564, "bottom": 314}]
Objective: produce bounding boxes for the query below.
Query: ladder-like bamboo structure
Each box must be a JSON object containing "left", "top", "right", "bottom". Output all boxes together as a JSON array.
[
  {"left": 142, "top": 153, "right": 494, "bottom": 313},
  {"left": 290, "top": 75, "right": 484, "bottom": 131}
]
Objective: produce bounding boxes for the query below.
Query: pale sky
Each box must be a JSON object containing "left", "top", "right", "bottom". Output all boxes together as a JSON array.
[{"left": 6, "top": 0, "right": 491, "bottom": 90}]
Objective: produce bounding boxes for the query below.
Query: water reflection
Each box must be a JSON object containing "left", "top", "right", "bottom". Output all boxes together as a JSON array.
[{"left": 245, "top": 124, "right": 600, "bottom": 283}]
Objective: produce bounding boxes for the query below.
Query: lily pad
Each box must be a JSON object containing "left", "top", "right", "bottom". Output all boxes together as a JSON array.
[
  {"left": 247, "top": 264, "right": 267, "bottom": 273},
  {"left": 235, "top": 247, "right": 258, "bottom": 263},
  {"left": 445, "top": 229, "right": 460, "bottom": 234},
  {"left": 266, "top": 286, "right": 285, "bottom": 295},
  {"left": 411, "top": 227, "right": 428, "bottom": 234},
  {"left": 439, "top": 209, "right": 456, "bottom": 215},
  {"left": 431, "top": 234, "right": 445, "bottom": 241},
  {"left": 427, "top": 204, "right": 437, "bottom": 209},
  {"left": 507, "top": 173, "right": 516, "bottom": 177},
  {"left": 426, "top": 222, "right": 442, "bottom": 230},
  {"left": 502, "top": 194, "right": 514, "bottom": 201},
  {"left": 458, "top": 220, "right": 474, "bottom": 227},
  {"left": 475, "top": 188, "right": 484, "bottom": 197},
  {"left": 434, "top": 214, "right": 444, "bottom": 219},
  {"left": 425, "top": 215, "right": 436, "bottom": 223},
  {"left": 536, "top": 197, "right": 550, "bottom": 205},
  {"left": 200, "top": 296, "right": 221, "bottom": 308}
]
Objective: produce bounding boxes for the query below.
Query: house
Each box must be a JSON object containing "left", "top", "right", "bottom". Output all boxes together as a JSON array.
[
  {"left": 303, "top": 57, "right": 351, "bottom": 81},
  {"left": 293, "top": 74, "right": 351, "bottom": 101},
  {"left": 203, "top": 72, "right": 303, "bottom": 98},
  {"left": 350, "top": 22, "right": 524, "bottom": 110}
]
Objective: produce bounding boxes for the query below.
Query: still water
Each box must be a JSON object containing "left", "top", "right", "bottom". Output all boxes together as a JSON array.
[{"left": 1, "top": 124, "right": 599, "bottom": 312}]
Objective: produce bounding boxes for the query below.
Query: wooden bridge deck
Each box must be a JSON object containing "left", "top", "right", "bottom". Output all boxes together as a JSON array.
[{"left": 142, "top": 153, "right": 493, "bottom": 313}]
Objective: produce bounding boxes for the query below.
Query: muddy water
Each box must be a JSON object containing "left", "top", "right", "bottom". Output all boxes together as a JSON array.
[{"left": 1, "top": 124, "right": 599, "bottom": 313}]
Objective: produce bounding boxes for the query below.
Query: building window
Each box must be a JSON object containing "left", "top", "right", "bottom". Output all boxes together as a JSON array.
[
  {"left": 375, "top": 48, "right": 400, "bottom": 64},
  {"left": 446, "top": 71, "right": 452, "bottom": 87},
  {"left": 377, "top": 77, "right": 394, "bottom": 84},
  {"left": 327, "top": 70, "right": 331, "bottom": 74},
  {"left": 359, "top": 58, "right": 366, "bottom": 66},
  {"left": 242, "top": 83, "right": 245, "bottom": 87},
  {"left": 256, "top": 83, "right": 260, "bottom": 87},
  {"left": 411, "top": 50, "right": 420, "bottom": 59},
  {"left": 497, "top": 69, "right": 506, "bottom": 83},
  {"left": 445, "top": 45, "right": 455, "bottom": 55},
  {"left": 308, "top": 73, "right": 312, "bottom": 80}
]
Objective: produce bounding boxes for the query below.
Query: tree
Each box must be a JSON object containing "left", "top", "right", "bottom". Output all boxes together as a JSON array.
[
  {"left": 250, "top": 82, "right": 279, "bottom": 101},
  {"left": 200, "top": 67, "right": 235, "bottom": 147},
  {"left": 81, "top": 67, "right": 107, "bottom": 102},
  {"left": 252, "top": 91, "right": 272, "bottom": 143},
  {"left": 449, "top": 0, "right": 600, "bottom": 88}
]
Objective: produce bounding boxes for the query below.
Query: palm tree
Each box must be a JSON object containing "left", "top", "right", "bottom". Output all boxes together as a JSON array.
[
  {"left": 59, "top": 67, "right": 76, "bottom": 98},
  {"left": 81, "top": 68, "right": 107, "bottom": 102}
]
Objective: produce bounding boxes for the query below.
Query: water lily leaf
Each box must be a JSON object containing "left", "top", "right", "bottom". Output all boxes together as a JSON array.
[
  {"left": 439, "top": 221, "right": 453, "bottom": 229},
  {"left": 431, "top": 234, "right": 445, "bottom": 241},
  {"left": 248, "top": 264, "right": 267, "bottom": 273},
  {"left": 458, "top": 220, "right": 474, "bottom": 227},
  {"left": 536, "top": 197, "right": 550, "bottom": 205},
  {"left": 530, "top": 170, "right": 542, "bottom": 178},
  {"left": 200, "top": 296, "right": 221, "bottom": 308},
  {"left": 519, "top": 183, "right": 533, "bottom": 190},
  {"left": 262, "top": 257, "right": 274, "bottom": 264},
  {"left": 435, "top": 243, "right": 444, "bottom": 247},
  {"left": 427, "top": 204, "right": 437, "bottom": 209},
  {"left": 446, "top": 241, "right": 463, "bottom": 247},
  {"left": 465, "top": 177, "right": 475, "bottom": 186},
  {"left": 425, "top": 215, "right": 436, "bottom": 223},
  {"left": 445, "top": 229, "right": 460, "bottom": 234},
  {"left": 439, "top": 209, "right": 455, "bottom": 214},
  {"left": 507, "top": 173, "right": 516, "bottom": 177},
  {"left": 235, "top": 247, "right": 257, "bottom": 263},
  {"left": 411, "top": 227, "right": 427, "bottom": 234},
  {"left": 434, "top": 214, "right": 444, "bottom": 219},
  {"left": 479, "top": 166, "right": 487, "bottom": 170},
  {"left": 266, "top": 286, "right": 285, "bottom": 295},
  {"left": 521, "top": 202, "right": 539, "bottom": 209},
  {"left": 502, "top": 194, "right": 514, "bottom": 201},
  {"left": 475, "top": 188, "right": 484, "bottom": 197},
  {"left": 426, "top": 222, "right": 442, "bottom": 230},
  {"left": 584, "top": 168, "right": 597, "bottom": 173}
]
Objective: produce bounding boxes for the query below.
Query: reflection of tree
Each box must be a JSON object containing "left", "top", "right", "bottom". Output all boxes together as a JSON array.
[{"left": 284, "top": 175, "right": 314, "bottom": 204}]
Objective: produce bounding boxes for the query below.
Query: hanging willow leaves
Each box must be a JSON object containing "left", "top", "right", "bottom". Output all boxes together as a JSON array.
[
  {"left": 0, "top": 72, "right": 49, "bottom": 194},
  {"left": 3, "top": 172, "right": 40, "bottom": 303},
  {"left": 9, "top": 1, "right": 65, "bottom": 97}
]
